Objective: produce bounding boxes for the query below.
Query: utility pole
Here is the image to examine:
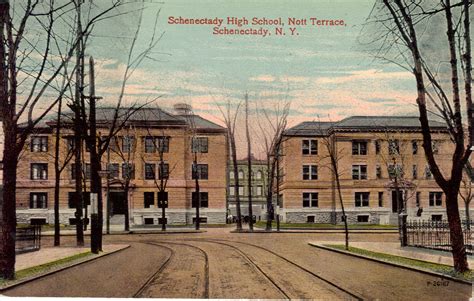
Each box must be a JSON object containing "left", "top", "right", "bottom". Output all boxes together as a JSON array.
[
  {"left": 73, "top": 0, "right": 85, "bottom": 246},
  {"left": 88, "top": 56, "right": 102, "bottom": 253}
]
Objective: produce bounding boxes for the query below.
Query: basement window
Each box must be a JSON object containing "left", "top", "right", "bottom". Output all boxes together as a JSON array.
[
  {"left": 306, "top": 216, "right": 315, "bottom": 223},
  {"left": 144, "top": 218, "right": 154, "bottom": 225},
  {"left": 30, "top": 218, "right": 47, "bottom": 225},
  {"left": 357, "top": 215, "right": 369, "bottom": 223}
]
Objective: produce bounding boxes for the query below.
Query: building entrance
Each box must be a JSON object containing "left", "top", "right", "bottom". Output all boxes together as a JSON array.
[{"left": 110, "top": 191, "right": 126, "bottom": 215}]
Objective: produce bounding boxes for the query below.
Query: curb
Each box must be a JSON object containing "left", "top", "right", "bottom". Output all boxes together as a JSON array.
[
  {"left": 0, "top": 244, "right": 131, "bottom": 292},
  {"left": 309, "top": 243, "right": 472, "bottom": 285},
  {"left": 41, "top": 230, "right": 206, "bottom": 236},
  {"left": 232, "top": 229, "right": 399, "bottom": 234}
]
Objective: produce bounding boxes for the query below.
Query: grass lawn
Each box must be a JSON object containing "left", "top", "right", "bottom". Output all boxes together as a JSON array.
[
  {"left": 325, "top": 244, "right": 473, "bottom": 282},
  {"left": 254, "top": 221, "right": 397, "bottom": 229},
  {"left": 0, "top": 251, "right": 92, "bottom": 286}
]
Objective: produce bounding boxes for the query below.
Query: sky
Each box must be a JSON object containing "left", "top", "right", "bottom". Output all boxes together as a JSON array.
[{"left": 85, "top": 0, "right": 421, "bottom": 129}]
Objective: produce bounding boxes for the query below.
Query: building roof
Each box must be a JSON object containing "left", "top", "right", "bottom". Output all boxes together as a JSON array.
[
  {"left": 176, "top": 114, "right": 225, "bottom": 130},
  {"left": 21, "top": 107, "right": 225, "bottom": 132},
  {"left": 285, "top": 116, "right": 448, "bottom": 136},
  {"left": 284, "top": 121, "right": 335, "bottom": 136}
]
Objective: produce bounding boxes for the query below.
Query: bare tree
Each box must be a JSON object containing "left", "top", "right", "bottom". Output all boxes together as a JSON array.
[
  {"left": 244, "top": 93, "right": 254, "bottom": 231},
  {"left": 217, "top": 100, "right": 243, "bottom": 231},
  {"left": 318, "top": 124, "right": 350, "bottom": 250},
  {"left": 256, "top": 100, "right": 290, "bottom": 231},
  {"left": 0, "top": 0, "right": 124, "bottom": 279},
  {"left": 365, "top": 0, "right": 472, "bottom": 272}
]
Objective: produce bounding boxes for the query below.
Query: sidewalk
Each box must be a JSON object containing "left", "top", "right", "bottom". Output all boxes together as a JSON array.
[
  {"left": 41, "top": 225, "right": 206, "bottom": 236},
  {"left": 309, "top": 241, "right": 474, "bottom": 267},
  {"left": 16, "top": 244, "right": 128, "bottom": 271}
]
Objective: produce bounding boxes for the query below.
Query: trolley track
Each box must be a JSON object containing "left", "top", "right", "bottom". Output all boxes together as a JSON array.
[
  {"left": 183, "top": 238, "right": 363, "bottom": 300},
  {"left": 133, "top": 242, "right": 174, "bottom": 298},
  {"left": 135, "top": 240, "right": 210, "bottom": 299}
]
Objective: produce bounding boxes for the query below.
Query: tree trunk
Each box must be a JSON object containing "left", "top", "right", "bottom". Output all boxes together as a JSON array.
[
  {"left": 231, "top": 136, "right": 242, "bottom": 231},
  {"left": 446, "top": 189, "right": 469, "bottom": 272},
  {"left": 0, "top": 136, "right": 19, "bottom": 279},
  {"left": 245, "top": 94, "right": 253, "bottom": 232},
  {"left": 265, "top": 157, "right": 275, "bottom": 231},
  {"left": 465, "top": 200, "right": 471, "bottom": 230},
  {"left": 53, "top": 99, "right": 62, "bottom": 247},
  {"left": 124, "top": 185, "right": 130, "bottom": 232}
]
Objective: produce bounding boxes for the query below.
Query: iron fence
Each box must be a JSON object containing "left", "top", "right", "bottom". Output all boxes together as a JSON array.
[
  {"left": 406, "top": 220, "right": 473, "bottom": 254},
  {"left": 15, "top": 225, "right": 41, "bottom": 254}
]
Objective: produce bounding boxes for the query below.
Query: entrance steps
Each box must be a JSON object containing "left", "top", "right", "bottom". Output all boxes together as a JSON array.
[{"left": 110, "top": 214, "right": 125, "bottom": 225}]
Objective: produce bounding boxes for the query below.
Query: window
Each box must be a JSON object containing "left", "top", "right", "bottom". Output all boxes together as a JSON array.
[
  {"left": 66, "top": 137, "right": 75, "bottom": 151},
  {"left": 432, "top": 215, "right": 443, "bottom": 221},
  {"left": 192, "top": 137, "right": 208, "bottom": 153},
  {"left": 156, "top": 137, "right": 170, "bottom": 153},
  {"left": 388, "top": 164, "right": 403, "bottom": 179},
  {"left": 376, "top": 165, "right": 382, "bottom": 179},
  {"left": 355, "top": 192, "right": 369, "bottom": 207},
  {"left": 307, "top": 216, "right": 315, "bottom": 223},
  {"left": 255, "top": 185, "right": 263, "bottom": 196},
  {"left": 192, "top": 192, "right": 209, "bottom": 208},
  {"left": 107, "top": 163, "right": 119, "bottom": 179},
  {"left": 122, "top": 163, "right": 135, "bottom": 179},
  {"left": 145, "top": 163, "right": 156, "bottom": 180},
  {"left": 416, "top": 192, "right": 421, "bottom": 207},
  {"left": 352, "top": 141, "right": 367, "bottom": 155},
  {"left": 412, "top": 165, "right": 418, "bottom": 179},
  {"left": 192, "top": 217, "right": 208, "bottom": 224},
  {"left": 229, "top": 186, "right": 235, "bottom": 196},
  {"left": 157, "top": 191, "right": 168, "bottom": 208},
  {"left": 302, "top": 165, "right": 318, "bottom": 180},
  {"left": 158, "top": 162, "right": 169, "bottom": 179},
  {"left": 108, "top": 137, "right": 119, "bottom": 152},
  {"left": 144, "top": 218, "right": 154, "bottom": 225},
  {"left": 429, "top": 192, "right": 442, "bottom": 207},
  {"left": 357, "top": 215, "right": 369, "bottom": 223},
  {"left": 425, "top": 165, "right": 432, "bottom": 179},
  {"left": 192, "top": 164, "right": 208, "bottom": 180},
  {"left": 122, "top": 136, "right": 135, "bottom": 153},
  {"left": 31, "top": 163, "right": 48, "bottom": 180},
  {"left": 303, "top": 192, "right": 318, "bottom": 207},
  {"left": 144, "top": 137, "right": 156, "bottom": 153},
  {"left": 31, "top": 136, "right": 48, "bottom": 152},
  {"left": 302, "top": 139, "right": 318, "bottom": 155},
  {"left": 229, "top": 171, "right": 234, "bottom": 179},
  {"left": 378, "top": 192, "right": 383, "bottom": 207},
  {"left": 30, "top": 218, "right": 47, "bottom": 225},
  {"left": 238, "top": 170, "right": 244, "bottom": 179},
  {"left": 144, "top": 192, "right": 154, "bottom": 208},
  {"left": 375, "top": 140, "right": 381, "bottom": 154},
  {"left": 158, "top": 218, "right": 168, "bottom": 225},
  {"left": 256, "top": 170, "right": 263, "bottom": 179},
  {"left": 68, "top": 192, "right": 91, "bottom": 208},
  {"left": 238, "top": 186, "right": 244, "bottom": 196},
  {"left": 388, "top": 139, "right": 400, "bottom": 155},
  {"left": 71, "top": 163, "right": 91, "bottom": 180},
  {"left": 432, "top": 140, "right": 440, "bottom": 154},
  {"left": 412, "top": 140, "right": 418, "bottom": 155},
  {"left": 30, "top": 193, "right": 47, "bottom": 209},
  {"left": 352, "top": 165, "right": 367, "bottom": 180}
]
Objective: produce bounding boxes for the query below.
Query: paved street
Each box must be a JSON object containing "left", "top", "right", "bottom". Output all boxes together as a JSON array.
[{"left": 3, "top": 229, "right": 472, "bottom": 300}]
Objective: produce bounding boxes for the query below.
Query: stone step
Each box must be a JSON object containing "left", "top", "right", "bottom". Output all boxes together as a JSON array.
[{"left": 110, "top": 214, "right": 125, "bottom": 225}]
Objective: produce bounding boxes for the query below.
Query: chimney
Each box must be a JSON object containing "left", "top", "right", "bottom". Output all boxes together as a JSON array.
[{"left": 174, "top": 103, "right": 192, "bottom": 115}]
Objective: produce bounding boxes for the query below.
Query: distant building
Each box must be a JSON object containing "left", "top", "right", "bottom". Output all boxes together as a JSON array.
[
  {"left": 15, "top": 106, "right": 228, "bottom": 226},
  {"left": 280, "top": 116, "right": 474, "bottom": 225},
  {"left": 228, "top": 159, "right": 268, "bottom": 221}
]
